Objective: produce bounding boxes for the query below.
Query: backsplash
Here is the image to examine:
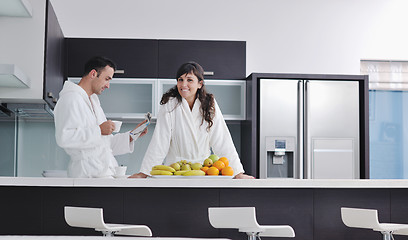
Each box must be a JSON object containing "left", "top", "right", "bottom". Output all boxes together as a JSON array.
[
  {"left": 0, "top": 119, "right": 241, "bottom": 177},
  {"left": 0, "top": 120, "right": 15, "bottom": 176}
]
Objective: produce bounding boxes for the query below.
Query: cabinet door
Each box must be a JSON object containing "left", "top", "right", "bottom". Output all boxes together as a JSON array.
[
  {"left": 43, "top": 0, "right": 64, "bottom": 109},
  {"left": 158, "top": 40, "right": 246, "bottom": 79},
  {"left": 66, "top": 38, "right": 158, "bottom": 78},
  {"left": 158, "top": 79, "right": 246, "bottom": 120},
  {"left": 69, "top": 78, "right": 156, "bottom": 119}
]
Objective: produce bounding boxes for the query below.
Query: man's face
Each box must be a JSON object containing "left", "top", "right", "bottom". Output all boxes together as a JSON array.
[{"left": 91, "top": 66, "right": 114, "bottom": 95}]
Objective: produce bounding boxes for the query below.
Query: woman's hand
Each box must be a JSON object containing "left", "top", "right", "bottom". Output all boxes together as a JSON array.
[
  {"left": 128, "top": 172, "right": 148, "bottom": 178},
  {"left": 233, "top": 173, "right": 255, "bottom": 179}
]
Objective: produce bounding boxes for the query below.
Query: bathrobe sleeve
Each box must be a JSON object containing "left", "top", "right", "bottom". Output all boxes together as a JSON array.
[
  {"left": 139, "top": 104, "right": 172, "bottom": 175},
  {"left": 55, "top": 93, "right": 103, "bottom": 149},
  {"left": 209, "top": 100, "right": 245, "bottom": 175},
  {"left": 110, "top": 131, "right": 135, "bottom": 156},
  {"left": 89, "top": 94, "right": 135, "bottom": 156}
]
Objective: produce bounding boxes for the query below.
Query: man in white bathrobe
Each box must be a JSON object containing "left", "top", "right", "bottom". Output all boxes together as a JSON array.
[{"left": 54, "top": 56, "right": 147, "bottom": 178}]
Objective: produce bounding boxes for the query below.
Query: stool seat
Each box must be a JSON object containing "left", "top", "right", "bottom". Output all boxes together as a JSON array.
[
  {"left": 208, "top": 207, "right": 295, "bottom": 240},
  {"left": 64, "top": 206, "right": 152, "bottom": 237},
  {"left": 341, "top": 207, "right": 408, "bottom": 240}
]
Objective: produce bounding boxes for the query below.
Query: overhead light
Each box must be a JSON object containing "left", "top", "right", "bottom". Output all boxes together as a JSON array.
[
  {"left": 0, "top": 64, "right": 30, "bottom": 88},
  {"left": 0, "top": 0, "right": 32, "bottom": 17}
]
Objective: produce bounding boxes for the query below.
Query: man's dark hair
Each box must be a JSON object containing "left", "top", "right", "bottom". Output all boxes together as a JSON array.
[{"left": 83, "top": 56, "right": 117, "bottom": 77}]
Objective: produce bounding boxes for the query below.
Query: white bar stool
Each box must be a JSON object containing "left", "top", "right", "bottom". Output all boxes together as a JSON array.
[
  {"left": 64, "top": 206, "right": 152, "bottom": 237},
  {"left": 208, "top": 207, "right": 295, "bottom": 240},
  {"left": 341, "top": 207, "right": 408, "bottom": 240}
]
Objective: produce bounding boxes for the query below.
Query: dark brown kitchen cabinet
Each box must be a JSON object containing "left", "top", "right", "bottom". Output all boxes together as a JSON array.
[
  {"left": 158, "top": 40, "right": 246, "bottom": 79},
  {"left": 65, "top": 39, "right": 246, "bottom": 80},
  {"left": 43, "top": 0, "right": 64, "bottom": 108},
  {"left": 65, "top": 38, "right": 159, "bottom": 78}
]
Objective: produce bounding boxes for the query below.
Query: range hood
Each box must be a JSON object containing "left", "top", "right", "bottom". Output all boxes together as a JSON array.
[
  {"left": 0, "top": 64, "right": 31, "bottom": 88},
  {"left": 0, "top": 103, "right": 53, "bottom": 120},
  {"left": 0, "top": 0, "right": 32, "bottom": 17}
]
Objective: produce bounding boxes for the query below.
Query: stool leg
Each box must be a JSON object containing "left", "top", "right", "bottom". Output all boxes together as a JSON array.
[
  {"left": 102, "top": 230, "right": 115, "bottom": 237},
  {"left": 381, "top": 231, "right": 393, "bottom": 240},
  {"left": 246, "top": 232, "right": 259, "bottom": 240}
]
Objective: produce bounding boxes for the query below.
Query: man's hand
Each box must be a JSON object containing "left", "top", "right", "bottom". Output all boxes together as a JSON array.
[
  {"left": 128, "top": 172, "right": 148, "bottom": 178},
  {"left": 233, "top": 173, "right": 255, "bottom": 179},
  {"left": 100, "top": 120, "right": 115, "bottom": 135}
]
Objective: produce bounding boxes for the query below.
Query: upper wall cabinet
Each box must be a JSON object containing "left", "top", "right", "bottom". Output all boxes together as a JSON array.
[
  {"left": 159, "top": 79, "right": 246, "bottom": 120},
  {"left": 158, "top": 40, "right": 246, "bottom": 80},
  {"left": 43, "top": 0, "right": 64, "bottom": 108},
  {"left": 65, "top": 39, "right": 158, "bottom": 78}
]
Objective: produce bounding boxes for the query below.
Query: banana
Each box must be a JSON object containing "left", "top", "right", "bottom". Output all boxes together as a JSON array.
[
  {"left": 174, "top": 170, "right": 189, "bottom": 175},
  {"left": 150, "top": 169, "right": 173, "bottom": 175},
  {"left": 182, "top": 170, "right": 206, "bottom": 176},
  {"left": 152, "top": 165, "right": 176, "bottom": 172}
]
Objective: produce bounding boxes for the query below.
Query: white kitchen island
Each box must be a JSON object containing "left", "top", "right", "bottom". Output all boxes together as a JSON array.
[
  {"left": 1, "top": 178, "right": 408, "bottom": 240},
  {"left": 2, "top": 177, "right": 408, "bottom": 188}
]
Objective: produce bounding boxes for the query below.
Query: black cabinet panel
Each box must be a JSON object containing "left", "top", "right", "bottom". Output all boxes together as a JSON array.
[
  {"left": 42, "top": 187, "right": 124, "bottom": 236},
  {"left": 0, "top": 187, "right": 42, "bottom": 234},
  {"left": 2, "top": 186, "right": 402, "bottom": 239},
  {"left": 159, "top": 40, "right": 246, "bottom": 79},
  {"left": 66, "top": 39, "right": 158, "bottom": 78},
  {"left": 390, "top": 189, "right": 408, "bottom": 240},
  {"left": 314, "top": 189, "right": 390, "bottom": 240},
  {"left": 219, "top": 188, "right": 313, "bottom": 240},
  {"left": 43, "top": 0, "right": 64, "bottom": 109},
  {"left": 124, "top": 188, "right": 219, "bottom": 238}
]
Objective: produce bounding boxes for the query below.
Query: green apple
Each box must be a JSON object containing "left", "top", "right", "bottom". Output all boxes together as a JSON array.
[
  {"left": 170, "top": 162, "right": 181, "bottom": 171},
  {"left": 181, "top": 164, "right": 191, "bottom": 171},
  {"left": 208, "top": 154, "right": 219, "bottom": 162},
  {"left": 191, "top": 162, "right": 203, "bottom": 170},
  {"left": 203, "top": 158, "right": 213, "bottom": 167}
]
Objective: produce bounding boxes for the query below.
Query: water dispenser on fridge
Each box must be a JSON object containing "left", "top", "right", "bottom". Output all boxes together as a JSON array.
[{"left": 265, "top": 137, "right": 296, "bottom": 178}]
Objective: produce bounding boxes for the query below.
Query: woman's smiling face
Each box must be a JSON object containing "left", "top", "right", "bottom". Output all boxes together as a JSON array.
[{"left": 177, "top": 71, "right": 203, "bottom": 105}]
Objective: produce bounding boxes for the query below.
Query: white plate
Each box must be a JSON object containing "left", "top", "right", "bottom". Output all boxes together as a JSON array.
[
  {"left": 150, "top": 175, "right": 233, "bottom": 179},
  {"left": 150, "top": 175, "right": 183, "bottom": 178},
  {"left": 113, "top": 175, "right": 130, "bottom": 179}
]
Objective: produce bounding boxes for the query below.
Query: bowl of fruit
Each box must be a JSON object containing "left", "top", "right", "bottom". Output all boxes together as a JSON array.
[{"left": 150, "top": 154, "right": 234, "bottom": 178}]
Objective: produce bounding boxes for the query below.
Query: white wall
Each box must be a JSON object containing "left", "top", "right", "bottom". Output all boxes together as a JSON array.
[
  {"left": 50, "top": 0, "right": 408, "bottom": 76},
  {"left": 0, "top": 0, "right": 46, "bottom": 102}
]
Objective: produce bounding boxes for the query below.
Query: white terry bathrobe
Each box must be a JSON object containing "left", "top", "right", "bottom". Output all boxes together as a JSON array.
[
  {"left": 139, "top": 97, "right": 245, "bottom": 176},
  {"left": 54, "top": 81, "right": 134, "bottom": 178}
]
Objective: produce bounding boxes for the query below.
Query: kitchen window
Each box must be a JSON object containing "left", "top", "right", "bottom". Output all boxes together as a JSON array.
[{"left": 362, "top": 60, "right": 408, "bottom": 178}]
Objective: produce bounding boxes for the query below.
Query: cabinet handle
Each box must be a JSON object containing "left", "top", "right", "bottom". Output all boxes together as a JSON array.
[
  {"left": 115, "top": 69, "right": 125, "bottom": 74},
  {"left": 52, "top": 97, "right": 58, "bottom": 103},
  {"left": 47, "top": 92, "right": 54, "bottom": 98},
  {"left": 204, "top": 71, "right": 214, "bottom": 76}
]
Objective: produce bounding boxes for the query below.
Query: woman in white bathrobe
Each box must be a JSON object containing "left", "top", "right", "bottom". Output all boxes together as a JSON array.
[{"left": 130, "top": 62, "right": 254, "bottom": 179}]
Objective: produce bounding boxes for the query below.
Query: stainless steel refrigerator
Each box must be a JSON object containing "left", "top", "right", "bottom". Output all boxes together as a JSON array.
[{"left": 259, "top": 79, "right": 360, "bottom": 179}]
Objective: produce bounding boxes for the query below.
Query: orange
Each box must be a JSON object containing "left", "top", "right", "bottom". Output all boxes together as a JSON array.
[
  {"left": 218, "top": 157, "right": 229, "bottom": 167},
  {"left": 206, "top": 166, "right": 220, "bottom": 176},
  {"left": 221, "top": 166, "right": 234, "bottom": 176},
  {"left": 213, "top": 160, "right": 225, "bottom": 171},
  {"left": 201, "top": 166, "right": 209, "bottom": 174}
]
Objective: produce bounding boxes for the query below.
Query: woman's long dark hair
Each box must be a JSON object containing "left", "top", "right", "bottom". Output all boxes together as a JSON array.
[{"left": 161, "top": 62, "right": 215, "bottom": 131}]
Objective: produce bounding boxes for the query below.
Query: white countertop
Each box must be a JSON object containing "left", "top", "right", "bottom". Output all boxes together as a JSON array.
[{"left": 1, "top": 177, "right": 408, "bottom": 188}]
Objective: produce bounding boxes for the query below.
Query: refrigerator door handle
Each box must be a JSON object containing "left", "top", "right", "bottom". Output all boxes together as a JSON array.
[
  {"left": 304, "top": 80, "right": 310, "bottom": 179},
  {"left": 297, "top": 80, "right": 304, "bottom": 179}
]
